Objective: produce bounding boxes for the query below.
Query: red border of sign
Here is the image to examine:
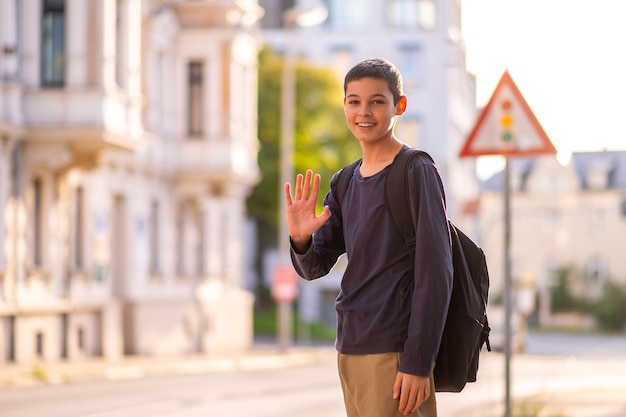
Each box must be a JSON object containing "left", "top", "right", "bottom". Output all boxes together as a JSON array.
[{"left": 459, "top": 71, "right": 557, "bottom": 158}]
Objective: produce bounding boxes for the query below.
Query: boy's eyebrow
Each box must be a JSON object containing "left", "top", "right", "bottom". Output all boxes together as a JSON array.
[{"left": 345, "top": 93, "right": 389, "bottom": 99}]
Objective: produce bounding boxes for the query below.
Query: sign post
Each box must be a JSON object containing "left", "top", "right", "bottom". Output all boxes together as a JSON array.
[
  {"left": 272, "top": 265, "right": 298, "bottom": 352},
  {"left": 460, "top": 70, "right": 557, "bottom": 417}
]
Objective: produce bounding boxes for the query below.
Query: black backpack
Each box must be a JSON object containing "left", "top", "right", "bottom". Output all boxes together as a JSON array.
[{"left": 334, "top": 147, "right": 491, "bottom": 393}]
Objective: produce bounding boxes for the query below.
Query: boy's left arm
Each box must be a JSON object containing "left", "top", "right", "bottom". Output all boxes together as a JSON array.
[{"left": 399, "top": 161, "right": 454, "bottom": 377}]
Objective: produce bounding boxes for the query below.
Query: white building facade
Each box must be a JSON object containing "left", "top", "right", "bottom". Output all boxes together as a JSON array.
[
  {"left": 0, "top": 0, "right": 263, "bottom": 364},
  {"left": 480, "top": 152, "right": 626, "bottom": 325},
  {"left": 258, "top": 0, "right": 480, "bottom": 324}
]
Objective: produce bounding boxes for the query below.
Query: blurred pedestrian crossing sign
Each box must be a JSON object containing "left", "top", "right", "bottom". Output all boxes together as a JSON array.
[{"left": 459, "top": 70, "right": 557, "bottom": 158}]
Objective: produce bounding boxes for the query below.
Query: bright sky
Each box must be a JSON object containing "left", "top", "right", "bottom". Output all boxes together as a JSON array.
[{"left": 461, "top": 0, "right": 626, "bottom": 175}]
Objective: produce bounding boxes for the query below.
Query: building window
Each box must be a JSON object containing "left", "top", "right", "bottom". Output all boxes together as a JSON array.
[
  {"left": 74, "top": 186, "right": 85, "bottom": 268},
  {"left": 176, "top": 210, "right": 184, "bottom": 276},
  {"left": 32, "top": 177, "right": 44, "bottom": 267},
  {"left": 86, "top": 0, "right": 99, "bottom": 86},
  {"left": 386, "top": 0, "right": 436, "bottom": 29},
  {"left": 621, "top": 199, "right": 626, "bottom": 217},
  {"left": 589, "top": 208, "right": 604, "bottom": 236},
  {"left": 541, "top": 208, "right": 562, "bottom": 236},
  {"left": 196, "top": 210, "right": 204, "bottom": 277},
  {"left": 188, "top": 61, "right": 204, "bottom": 137},
  {"left": 149, "top": 200, "right": 160, "bottom": 274},
  {"left": 177, "top": 202, "right": 203, "bottom": 278},
  {"left": 36, "top": 332, "right": 44, "bottom": 357},
  {"left": 327, "top": 0, "right": 368, "bottom": 29},
  {"left": 5, "top": 316, "right": 16, "bottom": 361},
  {"left": 77, "top": 327, "right": 85, "bottom": 351},
  {"left": 418, "top": 0, "right": 437, "bottom": 29},
  {"left": 398, "top": 45, "right": 421, "bottom": 85},
  {"left": 585, "top": 255, "right": 607, "bottom": 285},
  {"left": 41, "top": 0, "right": 66, "bottom": 86},
  {"left": 115, "top": 0, "right": 128, "bottom": 89}
]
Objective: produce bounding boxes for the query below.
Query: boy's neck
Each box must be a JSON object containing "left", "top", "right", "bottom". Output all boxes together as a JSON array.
[{"left": 359, "top": 137, "right": 404, "bottom": 177}]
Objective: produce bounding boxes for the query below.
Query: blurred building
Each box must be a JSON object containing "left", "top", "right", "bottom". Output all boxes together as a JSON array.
[
  {"left": 257, "top": 0, "right": 480, "bottom": 325},
  {"left": 480, "top": 151, "right": 626, "bottom": 325},
  {"left": 0, "top": 0, "right": 263, "bottom": 364}
]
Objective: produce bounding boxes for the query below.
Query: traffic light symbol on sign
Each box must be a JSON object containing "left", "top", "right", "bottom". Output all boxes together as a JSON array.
[
  {"left": 500, "top": 99, "right": 513, "bottom": 143},
  {"left": 459, "top": 70, "right": 557, "bottom": 158}
]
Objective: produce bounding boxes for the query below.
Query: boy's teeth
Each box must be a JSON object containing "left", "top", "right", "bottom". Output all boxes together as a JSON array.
[{"left": 358, "top": 123, "right": 374, "bottom": 127}]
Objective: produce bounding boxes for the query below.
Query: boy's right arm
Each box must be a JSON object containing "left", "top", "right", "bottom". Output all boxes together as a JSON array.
[
  {"left": 284, "top": 169, "right": 331, "bottom": 251},
  {"left": 290, "top": 236, "right": 312, "bottom": 254}
]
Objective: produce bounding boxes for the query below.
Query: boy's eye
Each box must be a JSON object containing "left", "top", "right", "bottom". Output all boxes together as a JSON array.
[{"left": 347, "top": 100, "right": 359, "bottom": 105}]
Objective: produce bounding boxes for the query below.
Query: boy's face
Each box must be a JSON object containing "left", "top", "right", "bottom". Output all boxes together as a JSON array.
[{"left": 343, "top": 77, "right": 407, "bottom": 145}]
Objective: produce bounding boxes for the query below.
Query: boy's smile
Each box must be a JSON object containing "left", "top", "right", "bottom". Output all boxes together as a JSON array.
[{"left": 344, "top": 77, "right": 406, "bottom": 145}]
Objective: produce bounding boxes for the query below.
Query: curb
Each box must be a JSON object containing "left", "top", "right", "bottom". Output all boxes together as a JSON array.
[{"left": 0, "top": 345, "right": 337, "bottom": 389}]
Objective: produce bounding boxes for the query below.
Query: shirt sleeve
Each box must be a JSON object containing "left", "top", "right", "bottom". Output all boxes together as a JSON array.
[{"left": 399, "top": 158, "right": 454, "bottom": 376}]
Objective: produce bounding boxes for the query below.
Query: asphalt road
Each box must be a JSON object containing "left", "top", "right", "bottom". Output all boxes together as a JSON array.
[
  {"left": 525, "top": 331, "right": 626, "bottom": 358},
  {"left": 1, "top": 331, "right": 625, "bottom": 417}
]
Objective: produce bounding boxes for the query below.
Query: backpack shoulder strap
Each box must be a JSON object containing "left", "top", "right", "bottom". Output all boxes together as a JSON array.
[
  {"left": 334, "top": 158, "right": 362, "bottom": 207},
  {"left": 385, "top": 148, "right": 437, "bottom": 260}
]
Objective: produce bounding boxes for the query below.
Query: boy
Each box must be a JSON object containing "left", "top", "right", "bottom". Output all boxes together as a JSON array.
[{"left": 284, "top": 58, "right": 452, "bottom": 417}]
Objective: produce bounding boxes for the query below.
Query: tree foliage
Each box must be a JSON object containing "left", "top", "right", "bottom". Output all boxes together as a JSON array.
[
  {"left": 247, "top": 47, "right": 359, "bottom": 247},
  {"left": 246, "top": 47, "right": 360, "bottom": 305},
  {"left": 592, "top": 281, "right": 626, "bottom": 330}
]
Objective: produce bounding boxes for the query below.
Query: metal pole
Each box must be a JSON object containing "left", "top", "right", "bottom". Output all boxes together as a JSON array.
[
  {"left": 503, "top": 157, "right": 513, "bottom": 417},
  {"left": 277, "top": 20, "right": 296, "bottom": 353}
]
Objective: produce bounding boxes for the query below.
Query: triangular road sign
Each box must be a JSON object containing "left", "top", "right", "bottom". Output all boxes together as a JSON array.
[{"left": 459, "top": 70, "right": 557, "bottom": 158}]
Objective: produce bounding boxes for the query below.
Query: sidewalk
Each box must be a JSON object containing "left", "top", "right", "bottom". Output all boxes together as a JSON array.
[
  {"left": 437, "top": 353, "right": 626, "bottom": 417},
  {"left": 442, "top": 386, "right": 626, "bottom": 417},
  {"left": 0, "top": 343, "right": 336, "bottom": 388}
]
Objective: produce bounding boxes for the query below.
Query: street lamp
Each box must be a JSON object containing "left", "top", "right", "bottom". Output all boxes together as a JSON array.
[
  {"left": 276, "top": 0, "right": 327, "bottom": 352},
  {"left": 283, "top": 0, "right": 329, "bottom": 28}
]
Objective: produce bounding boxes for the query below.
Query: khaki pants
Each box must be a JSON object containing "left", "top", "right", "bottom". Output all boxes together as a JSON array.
[{"left": 337, "top": 352, "right": 437, "bottom": 417}]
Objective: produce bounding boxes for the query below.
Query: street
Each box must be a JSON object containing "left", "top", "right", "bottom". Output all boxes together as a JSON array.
[{"left": 1, "top": 332, "right": 626, "bottom": 417}]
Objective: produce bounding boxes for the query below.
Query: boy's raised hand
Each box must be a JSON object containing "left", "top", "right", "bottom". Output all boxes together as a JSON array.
[{"left": 284, "top": 170, "right": 331, "bottom": 251}]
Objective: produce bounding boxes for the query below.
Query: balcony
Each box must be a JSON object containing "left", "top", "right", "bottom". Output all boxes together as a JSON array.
[
  {"left": 171, "top": 0, "right": 264, "bottom": 29},
  {"left": 176, "top": 138, "right": 259, "bottom": 188},
  {"left": 19, "top": 87, "right": 149, "bottom": 168}
]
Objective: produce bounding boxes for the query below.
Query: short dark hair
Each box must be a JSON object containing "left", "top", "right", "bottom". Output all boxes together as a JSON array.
[{"left": 343, "top": 58, "right": 404, "bottom": 105}]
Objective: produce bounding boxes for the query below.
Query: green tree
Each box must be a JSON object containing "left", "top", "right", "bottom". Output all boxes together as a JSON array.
[
  {"left": 592, "top": 281, "right": 626, "bottom": 331},
  {"left": 247, "top": 47, "right": 360, "bottom": 307},
  {"left": 550, "top": 267, "right": 577, "bottom": 312}
]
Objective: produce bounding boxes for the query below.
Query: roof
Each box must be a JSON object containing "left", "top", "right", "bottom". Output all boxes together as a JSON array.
[
  {"left": 481, "top": 150, "right": 626, "bottom": 191},
  {"left": 571, "top": 150, "right": 626, "bottom": 189},
  {"left": 481, "top": 157, "right": 536, "bottom": 191}
]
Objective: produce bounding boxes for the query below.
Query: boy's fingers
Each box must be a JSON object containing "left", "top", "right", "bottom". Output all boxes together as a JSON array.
[
  {"left": 392, "top": 373, "right": 401, "bottom": 399},
  {"left": 319, "top": 206, "right": 332, "bottom": 223},
  {"left": 284, "top": 183, "right": 292, "bottom": 206},
  {"left": 302, "top": 170, "right": 313, "bottom": 200},
  {"left": 310, "top": 173, "right": 321, "bottom": 200},
  {"left": 294, "top": 174, "right": 303, "bottom": 200}
]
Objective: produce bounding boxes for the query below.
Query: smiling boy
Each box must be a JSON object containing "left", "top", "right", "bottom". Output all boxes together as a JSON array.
[{"left": 285, "top": 58, "right": 452, "bottom": 417}]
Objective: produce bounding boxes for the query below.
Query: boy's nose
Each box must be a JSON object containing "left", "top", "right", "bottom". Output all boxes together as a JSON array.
[{"left": 358, "top": 106, "right": 372, "bottom": 116}]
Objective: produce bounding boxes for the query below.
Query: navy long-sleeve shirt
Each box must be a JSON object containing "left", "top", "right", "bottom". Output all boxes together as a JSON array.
[{"left": 291, "top": 147, "right": 453, "bottom": 377}]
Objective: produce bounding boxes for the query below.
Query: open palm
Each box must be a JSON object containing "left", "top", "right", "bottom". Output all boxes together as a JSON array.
[{"left": 284, "top": 170, "right": 332, "bottom": 246}]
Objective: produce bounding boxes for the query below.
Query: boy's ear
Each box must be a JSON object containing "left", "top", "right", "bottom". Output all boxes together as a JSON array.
[{"left": 396, "top": 96, "right": 407, "bottom": 115}]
